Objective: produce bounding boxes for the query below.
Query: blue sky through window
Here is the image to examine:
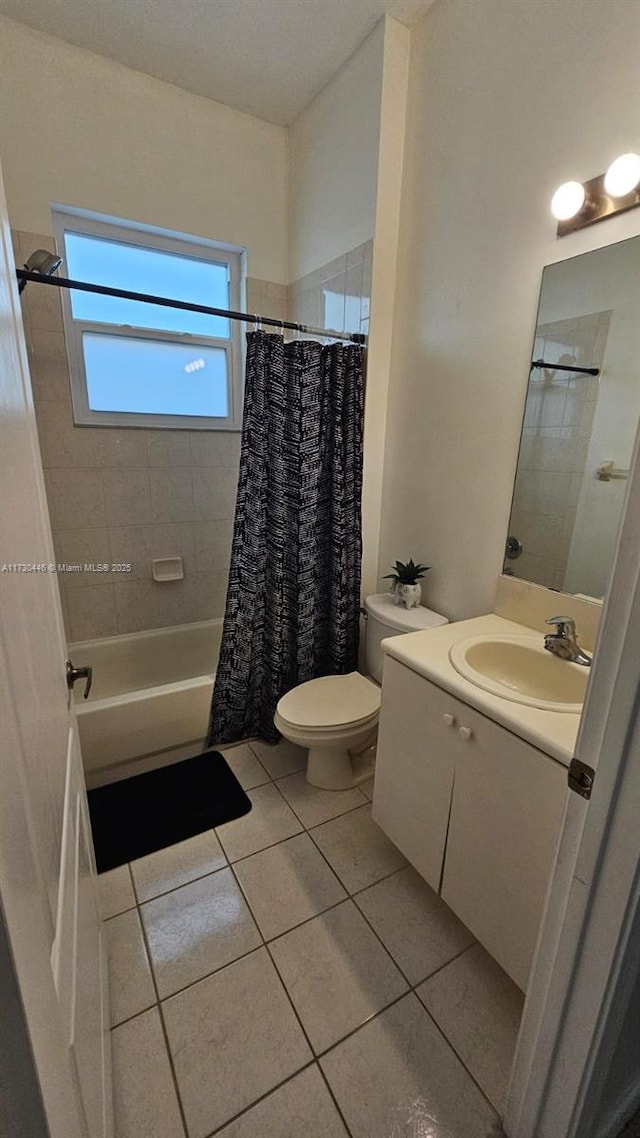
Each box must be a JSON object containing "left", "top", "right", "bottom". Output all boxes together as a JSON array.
[
  {"left": 83, "top": 333, "right": 229, "bottom": 417},
  {"left": 65, "top": 232, "right": 230, "bottom": 338}
]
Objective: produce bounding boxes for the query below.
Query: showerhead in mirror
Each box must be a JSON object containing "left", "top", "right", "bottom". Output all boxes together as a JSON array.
[{"left": 18, "top": 249, "right": 63, "bottom": 293}]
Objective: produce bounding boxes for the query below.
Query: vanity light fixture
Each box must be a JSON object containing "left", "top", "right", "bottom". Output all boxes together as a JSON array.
[
  {"left": 551, "top": 182, "right": 586, "bottom": 222},
  {"left": 551, "top": 152, "right": 640, "bottom": 236},
  {"left": 604, "top": 152, "right": 640, "bottom": 197}
]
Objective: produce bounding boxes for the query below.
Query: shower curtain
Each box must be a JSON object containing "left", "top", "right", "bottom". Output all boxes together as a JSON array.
[{"left": 207, "top": 329, "right": 365, "bottom": 746}]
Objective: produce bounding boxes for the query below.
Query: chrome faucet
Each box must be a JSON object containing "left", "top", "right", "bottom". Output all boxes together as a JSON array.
[{"left": 544, "top": 616, "right": 592, "bottom": 667}]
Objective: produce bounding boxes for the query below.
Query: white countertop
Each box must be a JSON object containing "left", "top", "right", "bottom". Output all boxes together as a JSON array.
[{"left": 383, "top": 613, "right": 582, "bottom": 766}]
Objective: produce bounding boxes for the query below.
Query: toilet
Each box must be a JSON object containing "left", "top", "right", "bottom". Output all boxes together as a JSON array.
[{"left": 274, "top": 593, "right": 448, "bottom": 790}]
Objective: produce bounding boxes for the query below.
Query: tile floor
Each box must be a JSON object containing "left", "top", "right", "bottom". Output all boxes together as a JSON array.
[{"left": 101, "top": 739, "right": 522, "bottom": 1138}]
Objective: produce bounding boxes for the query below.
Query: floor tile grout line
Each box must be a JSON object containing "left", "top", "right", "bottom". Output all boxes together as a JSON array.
[
  {"left": 238, "top": 885, "right": 350, "bottom": 945},
  {"left": 129, "top": 864, "right": 191, "bottom": 1138},
  {"left": 414, "top": 991, "right": 505, "bottom": 1119},
  {"left": 106, "top": 751, "right": 505, "bottom": 1129},
  {"left": 265, "top": 940, "right": 357, "bottom": 1138},
  {"left": 216, "top": 767, "right": 370, "bottom": 866},
  {"left": 313, "top": 983, "right": 504, "bottom": 1121},
  {"left": 201, "top": 1061, "right": 319, "bottom": 1138},
  {"left": 102, "top": 901, "right": 137, "bottom": 920},
  {"left": 114, "top": 955, "right": 501, "bottom": 1131},
  {"left": 309, "top": 986, "right": 416, "bottom": 1062},
  {"left": 215, "top": 819, "right": 305, "bottom": 864},
  {"left": 269, "top": 772, "right": 370, "bottom": 835},
  {"left": 305, "top": 798, "right": 373, "bottom": 831},
  {"left": 229, "top": 811, "right": 412, "bottom": 947},
  {"left": 150, "top": 937, "right": 265, "bottom": 1004},
  {"left": 122, "top": 899, "right": 477, "bottom": 1050},
  {"left": 224, "top": 854, "right": 357, "bottom": 1138},
  {"left": 245, "top": 740, "right": 306, "bottom": 783},
  {"left": 348, "top": 889, "right": 442, "bottom": 991},
  {"left": 304, "top": 810, "right": 410, "bottom": 899},
  {"left": 225, "top": 836, "right": 436, "bottom": 1135},
  {"left": 109, "top": 999, "right": 157, "bottom": 1032},
  {"left": 127, "top": 882, "right": 473, "bottom": 1010},
  {"left": 348, "top": 874, "right": 478, "bottom": 992},
  {"left": 107, "top": 799, "right": 392, "bottom": 915},
  {"left": 115, "top": 861, "right": 502, "bottom": 1132},
  {"left": 134, "top": 854, "right": 230, "bottom": 906},
  {"left": 410, "top": 939, "right": 478, "bottom": 989},
  {"left": 244, "top": 739, "right": 284, "bottom": 782},
  {"left": 231, "top": 796, "right": 499, "bottom": 1116},
  {"left": 316, "top": 1061, "right": 355, "bottom": 1138}
]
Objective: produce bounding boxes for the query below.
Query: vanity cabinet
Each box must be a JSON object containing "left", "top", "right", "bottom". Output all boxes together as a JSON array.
[
  {"left": 373, "top": 655, "right": 567, "bottom": 990},
  {"left": 372, "top": 658, "right": 458, "bottom": 891}
]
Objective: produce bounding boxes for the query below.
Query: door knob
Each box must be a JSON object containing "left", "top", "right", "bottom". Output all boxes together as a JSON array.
[
  {"left": 459, "top": 726, "right": 473, "bottom": 741},
  {"left": 442, "top": 713, "right": 456, "bottom": 727},
  {"left": 66, "top": 660, "right": 93, "bottom": 699}
]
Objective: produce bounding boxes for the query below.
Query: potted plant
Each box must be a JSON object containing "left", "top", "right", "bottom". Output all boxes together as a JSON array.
[{"left": 383, "top": 558, "right": 431, "bottom": 609}]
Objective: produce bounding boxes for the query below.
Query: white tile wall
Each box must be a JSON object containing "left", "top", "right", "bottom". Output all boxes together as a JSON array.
[
  {"left": 15, "top": 228, "right": 288, "bottom": 641},
  {"left": 288, "top": 240, "right": 372, "bottom": 339}
]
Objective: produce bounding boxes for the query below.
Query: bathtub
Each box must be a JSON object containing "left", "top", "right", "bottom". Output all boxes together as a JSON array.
[{"left": 72, "top": 619, "right": 222, "bottom": 775}]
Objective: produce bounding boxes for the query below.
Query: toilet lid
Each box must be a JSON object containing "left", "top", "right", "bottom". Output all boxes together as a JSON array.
[{"left": 276, "top": 672, "right": 381, "bottom": 730}]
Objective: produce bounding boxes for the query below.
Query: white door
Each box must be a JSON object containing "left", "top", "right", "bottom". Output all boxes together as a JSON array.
[{"left": 0, "top": 166, "right": 112, "bottom": 1137}]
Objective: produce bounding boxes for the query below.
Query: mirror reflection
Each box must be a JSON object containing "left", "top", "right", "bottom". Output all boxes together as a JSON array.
[{"left": 505, "top": 236, "right": 640, "bottom": 600}]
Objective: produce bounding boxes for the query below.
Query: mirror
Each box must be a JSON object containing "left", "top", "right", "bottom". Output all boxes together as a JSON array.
[{"left": 505, "top": 236, "right": 640, "bottom": 600}]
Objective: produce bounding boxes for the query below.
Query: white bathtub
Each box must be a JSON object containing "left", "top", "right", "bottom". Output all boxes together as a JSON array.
[{"left": 72, "top": 619, "right": 222, "bottom": 775}]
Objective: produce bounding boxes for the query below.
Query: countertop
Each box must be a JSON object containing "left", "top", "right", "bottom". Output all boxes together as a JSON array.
[{"left": 382, "top": 613, "right": 583, "bottom": 766}]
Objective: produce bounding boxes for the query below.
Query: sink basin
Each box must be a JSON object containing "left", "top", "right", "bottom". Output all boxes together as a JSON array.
[{"left": 449, "top": 635, "right": 587, "bottom": 712}]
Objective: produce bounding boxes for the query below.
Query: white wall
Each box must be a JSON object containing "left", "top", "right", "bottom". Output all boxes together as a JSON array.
[
  {"left": 288, "top": 22, "right": 384, "bottom": 283},
  {"left": 361, "top": 16, "right": 411, "bottom": 600},
  {"left": 377, "top": 0, "right": 640, "bottom": 620},
  {"left": 0, "top": 17, "right": 288, "bottom": 282}
]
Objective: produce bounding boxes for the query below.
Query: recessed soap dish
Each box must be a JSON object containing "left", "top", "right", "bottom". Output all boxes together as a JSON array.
[{"left": 152, "top": 556, "right": 184, "bottom": 582}]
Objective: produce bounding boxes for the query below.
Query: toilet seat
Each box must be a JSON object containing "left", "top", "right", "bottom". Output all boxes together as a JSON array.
[
  {"left": 276, "top": 672, "right": 380, "bottom": 733},
  {"left": 274, "top": 596, "right": 448, "bottom": 790}
]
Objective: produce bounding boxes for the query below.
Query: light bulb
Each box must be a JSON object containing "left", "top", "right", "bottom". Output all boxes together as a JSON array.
[
  {"left": 551, "top": 181, "right": 586, "bottom": 221},
  {"left": 604, "top": 153, "right": 640, "bottom": 197}
]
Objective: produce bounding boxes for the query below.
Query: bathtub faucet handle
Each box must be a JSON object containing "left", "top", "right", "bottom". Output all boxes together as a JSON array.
[{"left": 66, "top": 659, "right": 93, "bottom": 700}]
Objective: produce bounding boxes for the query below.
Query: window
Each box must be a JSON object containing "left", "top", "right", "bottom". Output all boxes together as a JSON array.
[{"left": 53, "top": 208, "right": 244, "bottom": 430}]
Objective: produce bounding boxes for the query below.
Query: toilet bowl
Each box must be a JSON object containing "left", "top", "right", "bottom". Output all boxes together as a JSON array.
[
  {"left": 275, "top": 672, "right": 380, "bottom": 790},
  {"left": 275, "top": 593, "right": 448, "bottom": 790}
]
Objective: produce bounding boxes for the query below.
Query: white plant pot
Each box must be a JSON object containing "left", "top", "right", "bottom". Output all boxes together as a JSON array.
[{"left": 394, "top": 582, "right": 422, "bottom": 609}]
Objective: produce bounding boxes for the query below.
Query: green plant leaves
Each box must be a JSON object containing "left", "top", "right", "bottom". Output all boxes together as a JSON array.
[{"left": 384, "top": 558, "right": 431, "bottom": 585}]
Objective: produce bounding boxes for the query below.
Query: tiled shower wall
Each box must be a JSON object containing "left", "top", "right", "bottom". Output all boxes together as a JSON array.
[
  {"left": 288, "top": 240, "right": 372, "bottom": 340},
  {"left": 13, "top": 228, "right": 287, "bottom": 643},
  {"left": 508, "top": 311, "right": 611, "bottom": 590}
]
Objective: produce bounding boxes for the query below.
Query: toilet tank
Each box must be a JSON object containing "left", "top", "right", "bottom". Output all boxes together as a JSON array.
[{"left": 364, "top": 593, "right": 448, "bottom": 683}]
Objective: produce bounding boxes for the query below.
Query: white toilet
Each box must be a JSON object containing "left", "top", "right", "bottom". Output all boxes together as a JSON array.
[{"left": 274, "top": 593, "right": 448, "bottom": 790}]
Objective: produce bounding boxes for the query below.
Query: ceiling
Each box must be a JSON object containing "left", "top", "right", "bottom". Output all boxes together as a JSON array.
[{"left": 0, "top": 0, "right": 435, "bottom": 126}]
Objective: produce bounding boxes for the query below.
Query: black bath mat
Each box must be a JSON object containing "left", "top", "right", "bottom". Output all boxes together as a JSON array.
[{"left": 88, "top": 750, "right": 252, "bottom": 873}]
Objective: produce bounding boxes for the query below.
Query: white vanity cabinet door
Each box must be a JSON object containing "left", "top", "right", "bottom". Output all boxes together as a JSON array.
[
  {"left": 440, "top": 702, "right": 567, "bottom": 990},
  {"left": 372, "top": 656, "right": 458, "bottom": 891}
]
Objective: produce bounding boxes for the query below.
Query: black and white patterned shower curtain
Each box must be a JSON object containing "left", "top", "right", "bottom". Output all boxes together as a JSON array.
[{"left": 207, "top": 329, "right": 365, "bottom": 746}]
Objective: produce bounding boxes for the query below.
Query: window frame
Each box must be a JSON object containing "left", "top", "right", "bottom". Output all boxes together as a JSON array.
[{"left": 52, "top": 207, "right": 245, "bottom": 431}]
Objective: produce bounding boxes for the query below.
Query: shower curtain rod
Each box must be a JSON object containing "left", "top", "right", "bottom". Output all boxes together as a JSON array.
[
  {"left": 15, "top": 269, "right": 367, "bottom": 345},
  {"left": 530, "top": 358, "right": 600, "bottom": 377}
]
